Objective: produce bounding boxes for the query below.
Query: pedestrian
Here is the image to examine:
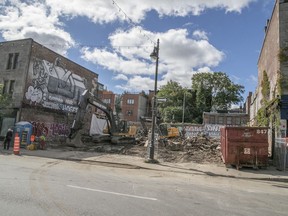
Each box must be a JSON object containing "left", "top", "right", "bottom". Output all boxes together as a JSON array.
[{"left": 3, "top": 128, "right": 13, "bottom": 150}]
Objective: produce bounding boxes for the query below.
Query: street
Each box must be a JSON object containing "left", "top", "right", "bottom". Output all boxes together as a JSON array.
[{"left": 0, "top": 154, "right": 288, "bottom": 216}]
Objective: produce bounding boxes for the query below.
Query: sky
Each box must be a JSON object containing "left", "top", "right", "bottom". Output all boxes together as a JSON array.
[{"left": 0, "top": 0, "right": 276, "bottom": 101}]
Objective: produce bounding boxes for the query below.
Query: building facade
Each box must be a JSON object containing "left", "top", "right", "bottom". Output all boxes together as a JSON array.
[
  {"left": 250, "top": 0, "right": 288, "bottom": 130},
  {"left": 203, "top": 111, "right": 249, "bottom": 126},
  {"left": 121, "top": 92, "right": 148, "bottom": 122},
  {"left": 0, "top": 38, "right": 98, "bottom": 140},
  {"left": 249, "top": 0, "right": 288, "bottom": 156}
]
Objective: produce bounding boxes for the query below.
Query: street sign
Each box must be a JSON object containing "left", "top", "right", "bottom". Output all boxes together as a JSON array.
[{"left": 157, "top": 98, "right": 167, "bottom": 102}]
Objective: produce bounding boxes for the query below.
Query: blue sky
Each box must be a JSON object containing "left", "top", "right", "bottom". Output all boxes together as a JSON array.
[{"left": 0, "top": 0, "right": 275, "bottom": 101}]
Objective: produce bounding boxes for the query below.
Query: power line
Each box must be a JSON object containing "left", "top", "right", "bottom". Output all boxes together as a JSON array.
[{"left": 111, "top": 0, "right": 156, "bottom": 46}]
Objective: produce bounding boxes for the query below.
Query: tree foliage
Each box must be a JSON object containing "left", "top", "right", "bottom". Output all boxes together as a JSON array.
[
  {"left": 156, "top": 72, "right": 245, "bottom": 124},
  {"left": 192, "top": 72, "right": 244, "bottom": 111},
  {"left": 256, "top": 70, "right": 270, "bottom": 127},
  {"left": 0, "top": 85, "right": 12, "bottom": 118},
  {"left": 260, "top": 70, "right": 270, "bottom": 105},
  {"left": 157, "top": 81, "right": 195, "bottom": 123},
  {"left": 0, "top": 85, "right": 9, "bottom": 108}
]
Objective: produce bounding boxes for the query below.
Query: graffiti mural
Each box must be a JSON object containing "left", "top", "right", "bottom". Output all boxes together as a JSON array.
[
  {"left": 25, "top": 57, "right": 87, "bottom": 113},
  {"left": 31, "top": 121, "right": 70, "bottom": 137},
  {"left": 184, "top": 124, "right": 223, "bottom": 138}
]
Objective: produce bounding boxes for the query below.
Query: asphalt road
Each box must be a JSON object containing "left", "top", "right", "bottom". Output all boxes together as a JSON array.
[{"left": 0, "top": 154, "right": 288, "bottom": 216}]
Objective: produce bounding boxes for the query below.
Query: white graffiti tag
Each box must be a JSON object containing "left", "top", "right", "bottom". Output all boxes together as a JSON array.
[{"left": 25, "top": 86, "right": 43, "bottom": 103}]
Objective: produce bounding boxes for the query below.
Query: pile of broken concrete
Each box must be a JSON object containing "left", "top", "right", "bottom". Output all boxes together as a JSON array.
[{"left": 122, "top": 134, "right": 222, "bottom": 164}]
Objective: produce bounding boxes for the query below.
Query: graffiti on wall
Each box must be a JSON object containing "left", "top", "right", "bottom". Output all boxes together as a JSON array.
[
  {"left": 184, "top": 124, "right": 223, "bottom": 138},
  {"left": 31, "top": 121, "right": 70, "bottom": 137},
  {"left": 25, "top": 57, "right": 87, "bottom": 113}
]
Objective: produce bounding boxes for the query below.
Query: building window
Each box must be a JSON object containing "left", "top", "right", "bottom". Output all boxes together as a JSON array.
[
  {"left": 235, "top": 117, "right": 240, "bottom": 125},
  {"left": 127, "top": 99, "right": 134, "bottom": 105},
  {"left": 103, "top": 98, "right": 111, "bottom": 104},
  {"left": 3, "top": 80, "right": 15, "bottom": 94},
  {"left": 3, "top": 80, "right": 9, "bottom": 93},
  {"left": 209, "top": 116, "right": 215, "bottom": 124},
  {"left": 227, "top": 117, "right": 232, "bottom": 125},
  {"left": 218, "top": 116, "right": 224, "bottom": 124},
  {"left": 9, "top": 80, "right": 15, "bottom": 94},
  {"left": 6, "top": 53, "right": 19, "bottom": 70},
  {"left": 7, "top": 54, "right": 13, "bottom": 69},
  {"left": 13, "top": 53, "right": 19, "bottom": 69}
]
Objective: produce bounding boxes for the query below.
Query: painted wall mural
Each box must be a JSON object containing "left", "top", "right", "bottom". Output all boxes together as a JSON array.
[
  {"left": 183, "top": 124, "right": 223, "bottom": 138},
  {"left": 25, "top": 57, "right": 87, "bottom": 113},
  {"left": 31, "top": 121, "right": 70, "bottom": 141},
  {"left": 31, "top": 121, "right": 70, "bottom": 137}
]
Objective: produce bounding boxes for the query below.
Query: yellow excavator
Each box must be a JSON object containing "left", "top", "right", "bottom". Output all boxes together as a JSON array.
[
  {"left": 67, "top": 90, "right": 135, "bottom": 146},
  {"left": 139, "top": 116, "right": 180, "bottom": 139}
]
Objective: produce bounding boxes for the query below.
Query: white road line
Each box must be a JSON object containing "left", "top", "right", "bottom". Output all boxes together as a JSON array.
[{"left": 67, "top": 185, "right": 158, "bottom": 201}]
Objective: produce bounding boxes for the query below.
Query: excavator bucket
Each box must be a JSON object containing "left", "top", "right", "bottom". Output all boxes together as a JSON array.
[{"left": 66, "top": 130, "right": 84, "bottom": 147}]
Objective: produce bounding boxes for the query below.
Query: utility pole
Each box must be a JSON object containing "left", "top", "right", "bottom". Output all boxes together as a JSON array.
[{"left": 147, "top": 39, "right": 159, "bottom": 163}]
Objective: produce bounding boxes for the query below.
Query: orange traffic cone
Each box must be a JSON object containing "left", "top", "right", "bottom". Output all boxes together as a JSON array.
[{"left": 13, "top": 133, "right": 20, "bottom": 155}]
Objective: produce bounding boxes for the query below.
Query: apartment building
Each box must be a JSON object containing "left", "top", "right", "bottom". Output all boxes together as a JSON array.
[
  {"left": 0, "top": 38, "right": 98, "bottom": 139},
  {"left": 121, "top": 92, "right": 148, "bottom": 122}
]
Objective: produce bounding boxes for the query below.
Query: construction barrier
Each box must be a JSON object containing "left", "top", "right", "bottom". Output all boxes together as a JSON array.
[
  {"left": 275, "top": 138, "right": 288, "bottom": 171},
  {"left": 13, "top": 133, "right": 20, "bottom": 155}
]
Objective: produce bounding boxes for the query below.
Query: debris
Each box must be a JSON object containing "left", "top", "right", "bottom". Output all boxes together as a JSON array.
[{"left": 120, "top": 134, "right": 222, "bottom": 164}]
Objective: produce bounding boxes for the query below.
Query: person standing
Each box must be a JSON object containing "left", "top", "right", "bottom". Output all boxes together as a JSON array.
[{"left": 3, "top": 128, "right": 13, "bottom": 150}]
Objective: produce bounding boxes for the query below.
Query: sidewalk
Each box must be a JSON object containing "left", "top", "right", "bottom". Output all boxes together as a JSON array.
[{"left": 2, "top": 147, "right": 288, "bottom": 182}]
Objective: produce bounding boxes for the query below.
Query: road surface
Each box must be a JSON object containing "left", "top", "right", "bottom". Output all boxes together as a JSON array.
[{"left": 0, "top": 154, "right": 287, "bottom": 216}]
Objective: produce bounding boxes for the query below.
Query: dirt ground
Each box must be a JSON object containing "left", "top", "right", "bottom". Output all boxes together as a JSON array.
[
  {"left": 69, "top": 133, "right": 223, "bottom": 164},
  {"left": 120, "top": 135, "right": 223, "bottom": 164}
]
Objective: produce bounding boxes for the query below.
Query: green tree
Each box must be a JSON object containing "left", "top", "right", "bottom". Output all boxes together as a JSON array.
[
  {"left": 260, "top": 70, "right": 270, "bottom": 105},
  {"left": 0, "top": 84, "right": 12, "bottom": 118},
  {"left": 256, "top": 70, "right": 270, "bottom": 126},
  {"left": 192, "top": 72, "right": 244, "bottom": 111},
  {"left": 157, "top": 81, "right": 183, "bottom": 122}
]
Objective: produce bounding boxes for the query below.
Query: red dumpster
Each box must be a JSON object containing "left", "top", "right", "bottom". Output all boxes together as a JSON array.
[{"left": 220, "top": 126, "right": 269, "bottom": 169}]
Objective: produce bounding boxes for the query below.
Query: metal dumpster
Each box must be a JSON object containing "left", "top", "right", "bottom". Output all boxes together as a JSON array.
[{"left": 220, "top": 126, "right": 269, "bottom": 169}]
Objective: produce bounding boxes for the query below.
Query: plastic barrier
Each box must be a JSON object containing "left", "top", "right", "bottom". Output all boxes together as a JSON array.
[{"left": 13, "top": 133, "right": 20, "bottom": 155}]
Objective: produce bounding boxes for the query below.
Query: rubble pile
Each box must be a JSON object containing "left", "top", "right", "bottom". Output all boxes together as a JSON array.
[{"left": 121, "top": 134, "right": 222, "bottom": 164}]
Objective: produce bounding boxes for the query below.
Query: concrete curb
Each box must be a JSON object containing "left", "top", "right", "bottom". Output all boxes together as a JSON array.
[{"left": 3, "top": 149, "right": 288, "bottom": 183}]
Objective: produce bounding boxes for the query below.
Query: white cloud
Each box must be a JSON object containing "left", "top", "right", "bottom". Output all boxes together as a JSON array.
[
  {"left": 45, "top": 0, "right": 255, "bottom": 23},
  {"left": 0, "top": 0, "right": 255, "bottom": 92},
  {"left": 116, "top": 76, "right": 155, "bottom": 92},
  {"left": 113, "top": 74, "right": 128, "bottom": 81},
  {"left": 81, "top": 27, "right": 224, "bottom": 92},
  {"left": 0, "top": 0, "right": 75, "bottom": 55},
  {"left": 0, "top": 0, "right": 254, "bottom": 55},
  {"left": 193, "top": 30, "right": 209, "bottom": 40},
  {"left": 81, "top": 46, "right": 154, "bottom": 76}
]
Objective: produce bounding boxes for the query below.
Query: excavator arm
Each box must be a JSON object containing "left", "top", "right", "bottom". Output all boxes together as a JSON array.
[{"left": 68, "top": 90, "right": 135, "bottom": 146}]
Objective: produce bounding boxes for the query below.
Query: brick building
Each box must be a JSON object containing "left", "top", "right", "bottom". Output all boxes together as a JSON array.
[
  {"left": 98, "top": 90, "right": 117, "bottom": 112},
  {"left": 249, "top": 0, "right": 288, "bottom": 157},
  {"left": 250, "top": 0, "right": 288, "bottom": 133},
  {"left": 0, "top": 38, "right": 98, "bottom": 140},
  {"left": 121, "top": 92, "right": 148, "bottom": 122}
]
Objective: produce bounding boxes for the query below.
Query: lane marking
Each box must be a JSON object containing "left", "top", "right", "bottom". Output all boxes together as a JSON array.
[{"left": 67, "top": 185, "right": 158, "bottom": 201}]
